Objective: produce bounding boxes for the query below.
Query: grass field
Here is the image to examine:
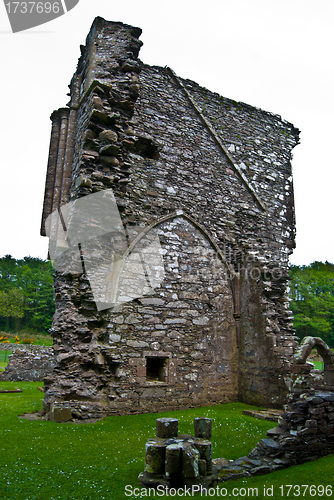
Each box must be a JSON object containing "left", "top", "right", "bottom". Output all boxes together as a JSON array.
[
  {"left": 0, "top": 332, "right": 53, "bottom": 346},
  {"left": 0, "top": 381, "right": 333, "bottom": 500},
  {"left": 0, "top": 332, "right": 52, "bottom": 371},
  {"left": 0, "top": 350, "right": 11, "bottom": 371}
]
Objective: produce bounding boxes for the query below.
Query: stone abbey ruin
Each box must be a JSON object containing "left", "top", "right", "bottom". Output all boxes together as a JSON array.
[{"left": 40, "top": 17, "right": 320, "bottom": 422}]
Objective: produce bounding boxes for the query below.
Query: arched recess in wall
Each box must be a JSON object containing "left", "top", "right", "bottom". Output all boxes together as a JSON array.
[
  {"left": 116, "top": 210, "right": 241, "bottom": 320},
  {"left": 112, "top": 209, "right": 240, "bottom": 343},
  {"left": 124, "top": 210, "right": 234, "bottom": 278}
]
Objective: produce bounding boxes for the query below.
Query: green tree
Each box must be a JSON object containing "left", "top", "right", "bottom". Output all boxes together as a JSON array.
[
  {"left": 289, "top": 261, "right": 334, "bottom": 346},
  {"left": 0, "top": 254, "right": 19, "bottom": 291},
  {"left": 0, "top": 288, "right": 25, "bottom": 331},
  {"left": 0, "top": 255, "right": 54, "bottom": 333},
  {"left": 20, "top": 261, "right": 55, "bottom": 331}
]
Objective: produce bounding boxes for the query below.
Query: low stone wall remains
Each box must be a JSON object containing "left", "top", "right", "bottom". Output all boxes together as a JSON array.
[
  {"left": 0, "top": 345, "right": 55, "bottom": 382},
  {"left": 215, "top": 390, "right": 334, "bottom": 481}
]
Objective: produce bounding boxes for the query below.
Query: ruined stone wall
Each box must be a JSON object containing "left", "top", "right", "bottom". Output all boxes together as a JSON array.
[
  {"left": 216, "top": 337, "right": 334, "bottom": 480},
  {"left": 0, "top": 345, "right": 55, "bottom": 382},
  {"left": 215, "top": 390, "right": 334, "bottom": 482},
  {"left": 41, "top": 17, "right": 300, "bottom": 419}
]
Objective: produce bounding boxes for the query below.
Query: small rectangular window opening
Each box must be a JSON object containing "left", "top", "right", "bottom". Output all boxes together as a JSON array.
[{"left": 146, "top": 357, "right": 168, "bottom": 382}]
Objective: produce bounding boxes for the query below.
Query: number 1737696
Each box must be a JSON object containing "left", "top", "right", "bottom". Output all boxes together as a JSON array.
[
  {"left": 279, "top": 485, "right": 332, "bottom": 497},
  {"left": 5, "top": 2, "right": 60, "bottom": 14}
]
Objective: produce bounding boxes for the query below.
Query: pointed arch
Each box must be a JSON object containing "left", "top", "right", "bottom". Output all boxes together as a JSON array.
[
  {"left": 124, "top": 209, "right": 234, "bottom": 277},
  {"left": 293, "top": 336, "right": 334, "bottom": 387},
  {"left": 294, "top": 336, "right": 334, "bottom": 365}
]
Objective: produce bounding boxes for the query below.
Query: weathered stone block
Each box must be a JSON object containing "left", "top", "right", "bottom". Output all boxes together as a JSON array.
[
  {"left": 194, "top": 417, "right": 212, "bottom": 439},
  {"left": 99, "top": 130, "right": 118, "bottom": 143},
  {"left": 198, "top": 459, "right": 207, "bottom": 476},
  {"left": 194, "top": 439, "right": 212, "bottom": 473},
  {"left": 165, "top": 444, "right": 181, "bottom": 478},
  {"left": 145, "top": 442, "right": 165, "bottom": 474},
  {"left": 182, "top": 442, "right": 200, "bottom": 478},
  {"left": 156, "top": 418, "right": 178, "bottom": 438},
  {"left": 49, "top": 405, "right": 72, "bottom": 423},
  {"left": 257, "top": 438, "right": 280, "bottom": 455},
  {"left": 305, "top": 419, "right": 317, "bottom": 428}
]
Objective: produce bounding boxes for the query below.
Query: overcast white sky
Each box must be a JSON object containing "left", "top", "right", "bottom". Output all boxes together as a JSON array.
[{"left": 0, "top": 0, "right": 333, "bottom": 266}]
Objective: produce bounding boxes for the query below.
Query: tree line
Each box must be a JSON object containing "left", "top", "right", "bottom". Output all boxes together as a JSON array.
[
  {"left": 0, "top": 255, "right": 54, "bottom": 334},
  {"left": 0, "top": 254, "right": 333, "bottom": 345},
  {"left": 289, "top": 261, "right": 334, "bottom": 347}
]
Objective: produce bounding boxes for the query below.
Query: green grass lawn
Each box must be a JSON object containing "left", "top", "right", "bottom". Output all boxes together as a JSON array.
[
  {"left": 0, "top": 350, "right": 11, "bottom": 371},
  {"left": 0, "top": 332, "right": 53, "bottom": 346},
  {"left": 313, "top": 360, "right": 324, "bottom": 370},
  {"left": 0, "top": 350, "right": 11, "bottom": 362},
  {"left": 0, "top": 381, "right": 333, "bottom": 499}
]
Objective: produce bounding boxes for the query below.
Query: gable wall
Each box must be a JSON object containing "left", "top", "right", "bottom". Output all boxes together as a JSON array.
[{"left": 41, "top": 17, "right": 300, "bottom": 418}]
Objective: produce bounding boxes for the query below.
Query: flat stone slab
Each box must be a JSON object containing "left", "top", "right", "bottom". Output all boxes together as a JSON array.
[
  {"left": 0, "top": 387, "right": 22, "bottom": 393},
  {"left": 18, "top": 413, "right": 44, "bottom": 421},
  {"left": 266, "top": 426, "right": 287, "bottom": 436},
  {"left": 242, "top": 409, "right": 283, "bottom": 422},
  {"left": 212, "top": 457, "right": 229, "bottom": 467}
]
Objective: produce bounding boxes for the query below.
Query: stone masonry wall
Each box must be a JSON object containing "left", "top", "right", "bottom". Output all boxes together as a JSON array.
[
  {"left": 0, "top": 345, "right": 55, "bottom": 382},
  {"left": 215, "top": 391, "right": 334, "bottom": 482},
  {"left": 41, "top": 17, "right": 300, "bottom": 419},
  {"left": 216, "top": 337, "right": 334, "bottom": 481}
]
